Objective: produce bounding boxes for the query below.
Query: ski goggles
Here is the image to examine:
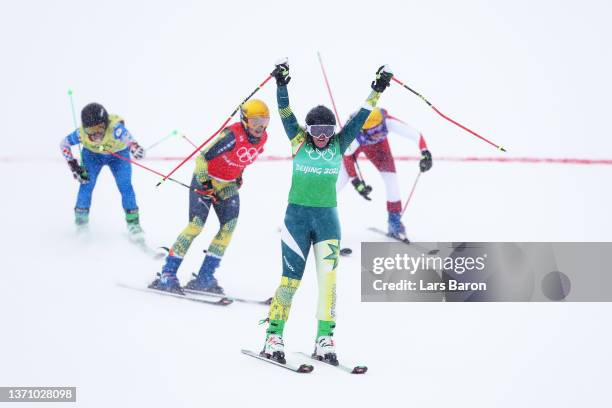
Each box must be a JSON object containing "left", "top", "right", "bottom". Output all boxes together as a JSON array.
[
  {"left": 363, "top": 121, "right": 387, "bottom": 137},
  {"left": 246, "top": 116, "right": 270, "bottom": 128},
  {"left": 84, "top": 123, "right": 106, "bottom": 140},
  {"left": 306, "top": 124, "right": 335, "bottom": 139}
]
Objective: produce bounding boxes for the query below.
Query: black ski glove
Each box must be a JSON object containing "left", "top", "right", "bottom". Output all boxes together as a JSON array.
[
  {"left": 351, "top": 177, "right": 372, "bottom": 201},
  {"left": 419, "top": 149, "right": 433, "bottom": 172},
  {"left": 196, "top": 179, "right": 218, "bottom": 204},
  {"left": 68, "top": 159, "right": 89, "bottom": 184},
  {"left": 271, "top": 58, "right": 291, "bottom": 86},
  {"left": 371, "top": 65, "right": 393, "bottom": 93},
  {"left": 130, "top": 142, "right": 145, "bottom": 159}
]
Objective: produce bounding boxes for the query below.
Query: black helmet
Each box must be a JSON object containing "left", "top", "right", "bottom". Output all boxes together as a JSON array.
[
  {"left": 305, "top": 105, "right": 336, "bottom": 126},
  {"left": 81, "top": 103, "right": 109, "bottom": 127}
]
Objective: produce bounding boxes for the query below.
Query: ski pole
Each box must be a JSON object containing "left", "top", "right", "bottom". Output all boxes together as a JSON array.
[
  {"left": 181, "top": 134, "right": 197, "bottom": 148},
  {"left": 104, "top": 149, "right": 212, "bottom": 197},
  {"left": 67, "top": 89, "right": 87, "bottom": 176},
  {"left": 400, "top": 171, "right": 421, "bottom": 219},
  {"left": 316, "top": 52, "right": 367, "bottom": 182},
  {"left": 145, "top": 130, "right": 179, "bottom": 151},
  {"left": 156, "top": 75, "right": 273, "bottom": 187},
  {"left": 391, "top": 76, "right": 506, "bottom": 152}
]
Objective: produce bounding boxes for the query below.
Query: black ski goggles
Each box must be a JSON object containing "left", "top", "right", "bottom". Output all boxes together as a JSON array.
[
  {"left": 84, "top": 123, "right": 106, "bottom": 141},
  {"left": 306, "top": 124, "right": 335, "bottom": 139}
]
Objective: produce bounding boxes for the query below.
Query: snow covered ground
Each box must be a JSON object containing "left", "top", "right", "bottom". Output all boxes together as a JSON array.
[
  {"left": 2, "top": 158, "right": 611, "bottom": 407},
  {"left": 2, "top": 0, "right": 612, "bottom": 407}
]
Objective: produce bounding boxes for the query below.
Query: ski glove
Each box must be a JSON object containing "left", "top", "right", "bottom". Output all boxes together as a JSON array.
[
  {"left": 351, "top": 177, "right": 373, "bottom": 201},
  {"left": 419, "top": 149, "right": 433, "bottom": 172},
  {"left": 130, "top": 142, "right": 145, "bottom": 160},
  {"left": 371, "top": 65, "right": 393, "bottom": 93},
  {"left": 236, "top": 175, "right": 243, "bottom": 189},
  {"left": 196, "top": 180, "right": 219, "bottom": 204},
  {"left": 68, "top": 159, "right": 89, "bottom": 184},
  {"left": 271, "top": 58, "right": 291, "bottom": 86}
]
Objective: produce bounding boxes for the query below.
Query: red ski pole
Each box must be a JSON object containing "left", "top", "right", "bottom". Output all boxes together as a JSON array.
[
  {"left": 317, "top": 52, "right": 344, "bottom": 127},
  {"left": 316, "top": 52, "right": 367, "bottom": 182},
  {"left": 400, "top": 171, "right": 422, "bottom": 219},
  {"left": 156, "top": 75, "right": 273, "bottom": 187},
  {"left": 181, "top": 134, "right": 197, "bottom": 148},
  {"left": 391, "top": 76, "right": 506, "bottom": 152}
]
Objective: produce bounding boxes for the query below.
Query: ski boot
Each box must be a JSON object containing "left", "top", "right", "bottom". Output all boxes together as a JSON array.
[
  {"left": 148, "top": 255, "right": 184, "bottom": 294},
  {"left": 75, "top": 207, "right": 89, "bottom": 234},
  {"left": 313, "top": 335, "right": 339, "bottom": 366},
  {"left": 261, "top": 334, "right": 286, "bottom": 364},
  {"left": 184, "top": 255, "right": 224, "bottom": 294},
  {"left": 388, "top": 211, "right": 408, "bottom": 242},
  {"left": 126, "top": 209, "right": 144, "bottom": 243}
]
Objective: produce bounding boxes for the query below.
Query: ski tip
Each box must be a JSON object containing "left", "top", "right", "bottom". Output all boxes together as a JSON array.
[
  {"left": 219, "top": 297, "right": 233, "bottom": 306},
  {"left": 351, "top": 366, "right": 368, "bottom": 374},
  {"left": 298, "top": 364, "right": 314, "bottom": 373},
  {"left": 264, "top": 297, "right": 273, "bottom": 305},
  {"left": 340, "top": 248, "right": 353, "bottom": 256}
]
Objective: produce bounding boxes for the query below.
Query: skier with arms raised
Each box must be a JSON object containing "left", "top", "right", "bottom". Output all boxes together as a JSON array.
[{"left": 261, "top": 59, "right": 392, "bottom": 365}]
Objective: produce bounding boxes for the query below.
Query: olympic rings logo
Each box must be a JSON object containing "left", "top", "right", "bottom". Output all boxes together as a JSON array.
[
  {"left": 236, "top": 146, "right": 262, "bottom": 163},
  {"left": 304, "top": 144, "right": 337, "bottom": 161}
]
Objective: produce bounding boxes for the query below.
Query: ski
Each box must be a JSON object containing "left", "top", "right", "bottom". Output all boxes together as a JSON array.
[
  {"left": 295, "top": 352, "right": 367, "bottom": 374},
  {"left": 117, "top": 283, "right": 233, "bottom": 306},
  {"left": 124, "top": 235, "right": 166, "bottom": 259},
  {"left": 135, "top": 242, "right": 166, "bottom": 259},
  {"left": 241, "top": 349, "right": 314, "bottom": 373},
  {"left": 183, "top": 288, "right": 272, "bottom": 306},
  {"left": 368, "top": 226, "right": 410, "bottom": 244},
  {"left": 340, "top": 247, "right": 353, "bottom": 256},
  {"left": 368, "top": 227, "right": 439, "bottom": 255}
]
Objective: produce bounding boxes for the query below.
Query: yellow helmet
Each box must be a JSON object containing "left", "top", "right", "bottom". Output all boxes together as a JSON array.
[
  {"left": 240, "top": 99, "right": 269, "bottom": 120},
  {"left": 363, "top": 108, "right": 384, "bottom": 129}
]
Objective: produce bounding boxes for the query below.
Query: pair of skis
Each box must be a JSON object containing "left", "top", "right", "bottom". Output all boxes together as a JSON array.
[{"left": 241, "top": 349, "right": 367, "bottom": 374}]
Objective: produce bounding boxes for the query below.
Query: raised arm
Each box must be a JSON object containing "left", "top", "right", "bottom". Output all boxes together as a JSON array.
[
  {"left": 271, "top": 59, "right": 302, "bottom": 141},
  {"left": 338, "top": 65, "right": 393, "bottom": 153},
  {"left": 276, "top": 85, "right": 301, "bottom": 140}
]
